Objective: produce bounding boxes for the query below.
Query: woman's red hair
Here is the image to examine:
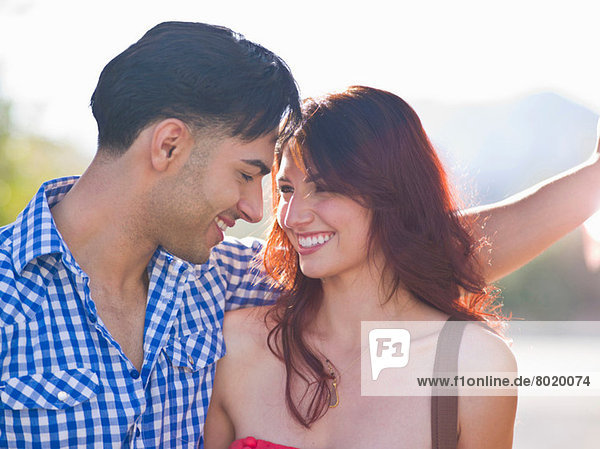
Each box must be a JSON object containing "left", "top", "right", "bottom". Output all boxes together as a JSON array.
[{"left": 261, "top": 86, "right": 501, "bottom": 427}]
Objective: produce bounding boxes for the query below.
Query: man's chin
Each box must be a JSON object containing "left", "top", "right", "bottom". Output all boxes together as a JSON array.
[
  {"left": 167, "top": 246, "right": 211, "bottom": 266},
  {"left": 187, "top": 253, "right": 211, "bottom": 265}
]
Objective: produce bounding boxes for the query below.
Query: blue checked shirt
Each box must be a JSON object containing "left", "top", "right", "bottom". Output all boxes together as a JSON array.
[{"left": 0, "top": 177, "right": 274, "bottom": 448}]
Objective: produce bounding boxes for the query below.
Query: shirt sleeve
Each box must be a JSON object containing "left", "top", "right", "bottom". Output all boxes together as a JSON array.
[{"left": 206, "top": 236, "right": 278, "bottom": 311}]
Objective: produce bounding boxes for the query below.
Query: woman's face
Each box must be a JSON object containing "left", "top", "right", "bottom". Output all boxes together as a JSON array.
[{"left": 275, "top": 149, "right": 373, "bottom": 281}]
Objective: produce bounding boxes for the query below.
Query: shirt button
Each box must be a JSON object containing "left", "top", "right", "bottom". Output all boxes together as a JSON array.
[
  {"left": 130, "top": 369, "right": 140, "bottom": 379},
  {"left": 88, "top": 314, "right": 97, "bottom": 323},
  {"left": 57, "top": 391, "right": 68, "bottom": 401}
]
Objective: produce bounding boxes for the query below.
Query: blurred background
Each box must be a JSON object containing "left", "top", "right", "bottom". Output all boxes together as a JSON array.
[{"left": 1, "top": 0, "right": 599, "bottom": 446}]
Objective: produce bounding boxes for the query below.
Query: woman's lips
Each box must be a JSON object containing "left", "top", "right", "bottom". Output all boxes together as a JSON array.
[{"left": 296, "top": 232, "right": 335, "bottom": 255}]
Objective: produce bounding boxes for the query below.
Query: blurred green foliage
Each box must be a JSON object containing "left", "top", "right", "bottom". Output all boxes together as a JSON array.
[
  {"left": 498, "top": 231, "right": 600, "bottom": 320},
  {"left": 0, "top": 98, "right": 86, "bottom": 225}
]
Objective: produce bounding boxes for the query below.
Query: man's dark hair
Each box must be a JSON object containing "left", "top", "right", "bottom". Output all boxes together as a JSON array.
[{"left": 90, "top": 21, "right": 301, "bottom": 154}]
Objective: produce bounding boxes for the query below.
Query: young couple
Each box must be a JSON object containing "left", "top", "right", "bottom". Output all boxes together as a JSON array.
[{"left": 0, "top": 21, "right": 598, "bottom": 449}]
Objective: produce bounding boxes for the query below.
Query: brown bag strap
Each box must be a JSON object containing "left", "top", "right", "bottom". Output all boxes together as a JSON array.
[{"left": 431, "top": 317, "right": 467, "bottom": 449}]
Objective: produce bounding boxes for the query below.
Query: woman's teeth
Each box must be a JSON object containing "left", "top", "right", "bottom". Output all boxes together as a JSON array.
[{"left": 298, "top": 233, "right": 333, "bottom": 248}]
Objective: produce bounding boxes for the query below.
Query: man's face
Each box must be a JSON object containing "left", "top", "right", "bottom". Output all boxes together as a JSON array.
[{"left": 154, "top": 131, "right": 276, "bottom": 264}]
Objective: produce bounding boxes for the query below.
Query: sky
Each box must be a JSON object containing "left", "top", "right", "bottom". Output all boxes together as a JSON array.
[{"left": 0, "top": 0, "right": 599, "bottom": 157}]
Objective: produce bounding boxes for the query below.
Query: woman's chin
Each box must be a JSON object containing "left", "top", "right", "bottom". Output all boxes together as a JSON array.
[{"left": 298, "top": 261, "right": 333, "bottom": 280}]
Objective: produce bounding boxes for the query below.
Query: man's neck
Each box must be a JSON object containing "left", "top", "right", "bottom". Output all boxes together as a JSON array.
[{"left": 51, "top": 158, "right": 156, "bottom": 300}]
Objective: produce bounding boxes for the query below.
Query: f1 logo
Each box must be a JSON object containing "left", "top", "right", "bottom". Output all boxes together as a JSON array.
[{"left": 369, "top": 329, "right": 411, "bottom": 380}]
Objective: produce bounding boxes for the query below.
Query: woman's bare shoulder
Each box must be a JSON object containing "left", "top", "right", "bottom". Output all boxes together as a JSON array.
[
  {"left": 456, "top": 322, "right": 517, "bottom": 449},
  {"left": 459, "top": 322, "right": 516, "bottom": 372},
  {"left": 221, "top": 306, "right": 274, "bottom": 359}
]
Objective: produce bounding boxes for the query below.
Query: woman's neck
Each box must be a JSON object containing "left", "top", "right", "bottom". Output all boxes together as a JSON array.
[
  {"left": 310, "top": 259, "right": 449, "bottom": 352},
  {"left": 311, "top": 267, "right": 410, "bottom": 348}
]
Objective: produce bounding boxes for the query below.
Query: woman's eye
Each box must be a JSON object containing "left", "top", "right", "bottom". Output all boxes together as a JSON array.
[
  {"left": 277, "top": 185, "right": 293, "bottom": 195},
  {"left": 240, "top": 172, "right": 254, "bottom": 182}
]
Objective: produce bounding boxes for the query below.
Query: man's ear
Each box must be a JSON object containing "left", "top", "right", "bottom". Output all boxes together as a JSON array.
[{"left": 149, "top": 119, "right": 194, "bottom": 172}]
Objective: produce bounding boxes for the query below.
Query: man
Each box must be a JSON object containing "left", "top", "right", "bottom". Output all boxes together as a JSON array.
[
  {"left": 0, "top": 21, "right": 300, "bottom": 448},
  {"left": 2, "top": 19, "right": 600, "bottom": 449}
]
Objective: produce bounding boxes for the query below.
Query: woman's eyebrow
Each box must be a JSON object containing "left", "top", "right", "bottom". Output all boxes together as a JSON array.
[
  {"left": 305, "top": 174, "right": 323, "bottom": 184},
  {"left": 241, "top": 159, "right": 271, "bottom": 176}
]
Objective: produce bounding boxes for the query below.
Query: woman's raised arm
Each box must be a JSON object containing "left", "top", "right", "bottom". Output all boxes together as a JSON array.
[{"left": 465, "top": 120, "right": 600, "bottom": 283}]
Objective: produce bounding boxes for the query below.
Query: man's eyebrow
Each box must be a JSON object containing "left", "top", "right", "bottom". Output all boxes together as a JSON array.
[
  {"left": 275, "top": 175, "right": 290, "bottom": 183},
  {"left": 241, "top": 159, "right": 271, "bottom": 176}
]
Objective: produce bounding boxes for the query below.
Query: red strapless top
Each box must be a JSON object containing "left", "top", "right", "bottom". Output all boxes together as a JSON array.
[{"left": 229, "top": 436, "right": 299, "bottom": 449}]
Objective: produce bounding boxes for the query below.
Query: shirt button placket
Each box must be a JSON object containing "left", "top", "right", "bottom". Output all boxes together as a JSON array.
[
  {"left": 129, "top": 422, "right": 143, "bottom": 449},
  {"left": 130, "top": 365, "right": 147, "bottom": 426}
]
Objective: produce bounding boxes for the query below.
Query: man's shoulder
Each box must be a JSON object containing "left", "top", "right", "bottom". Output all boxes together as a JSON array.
[
  {"left": 201, "top": 236, "right": 265, "bottom": 273},
  {"left": 173, "top": 236, "right": 274, "bottom": 307},
  {"left": 0, "top": 225, "right": 25, "bottom": 328},
  {"left": 0, "top": 218, "right": 16, "bottom": 253},
  {"left": 0, "top": 221, "right": 18, "bottom": 285},
  {"left": 0, "top": 220, "right": 60, "bottom": 328},
  {"left": 210, "top": 236, "right": 264, "bottom": 260}
]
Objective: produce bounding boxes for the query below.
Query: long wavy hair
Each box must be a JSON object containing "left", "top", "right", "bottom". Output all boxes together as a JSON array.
[{"left": 261, "top": 86, "right": 501, "bottom": 428}]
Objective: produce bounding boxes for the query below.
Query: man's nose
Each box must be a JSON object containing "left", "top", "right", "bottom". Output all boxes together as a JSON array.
[{"left": 238, "top": 181, "right": 264, "bottom": 223}]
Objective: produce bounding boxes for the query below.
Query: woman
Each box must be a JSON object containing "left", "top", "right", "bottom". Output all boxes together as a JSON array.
[{"left": 205, "top": 86, "right": 599, "bottom": 448}]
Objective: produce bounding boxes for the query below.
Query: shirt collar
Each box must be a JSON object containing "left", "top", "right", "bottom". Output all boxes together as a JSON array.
[
  {"left": 11, "top": 176, "right": 80, "bottom": 274},
  {"left": 10, "top": 176, "right": 199, "bottom": 280}
]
